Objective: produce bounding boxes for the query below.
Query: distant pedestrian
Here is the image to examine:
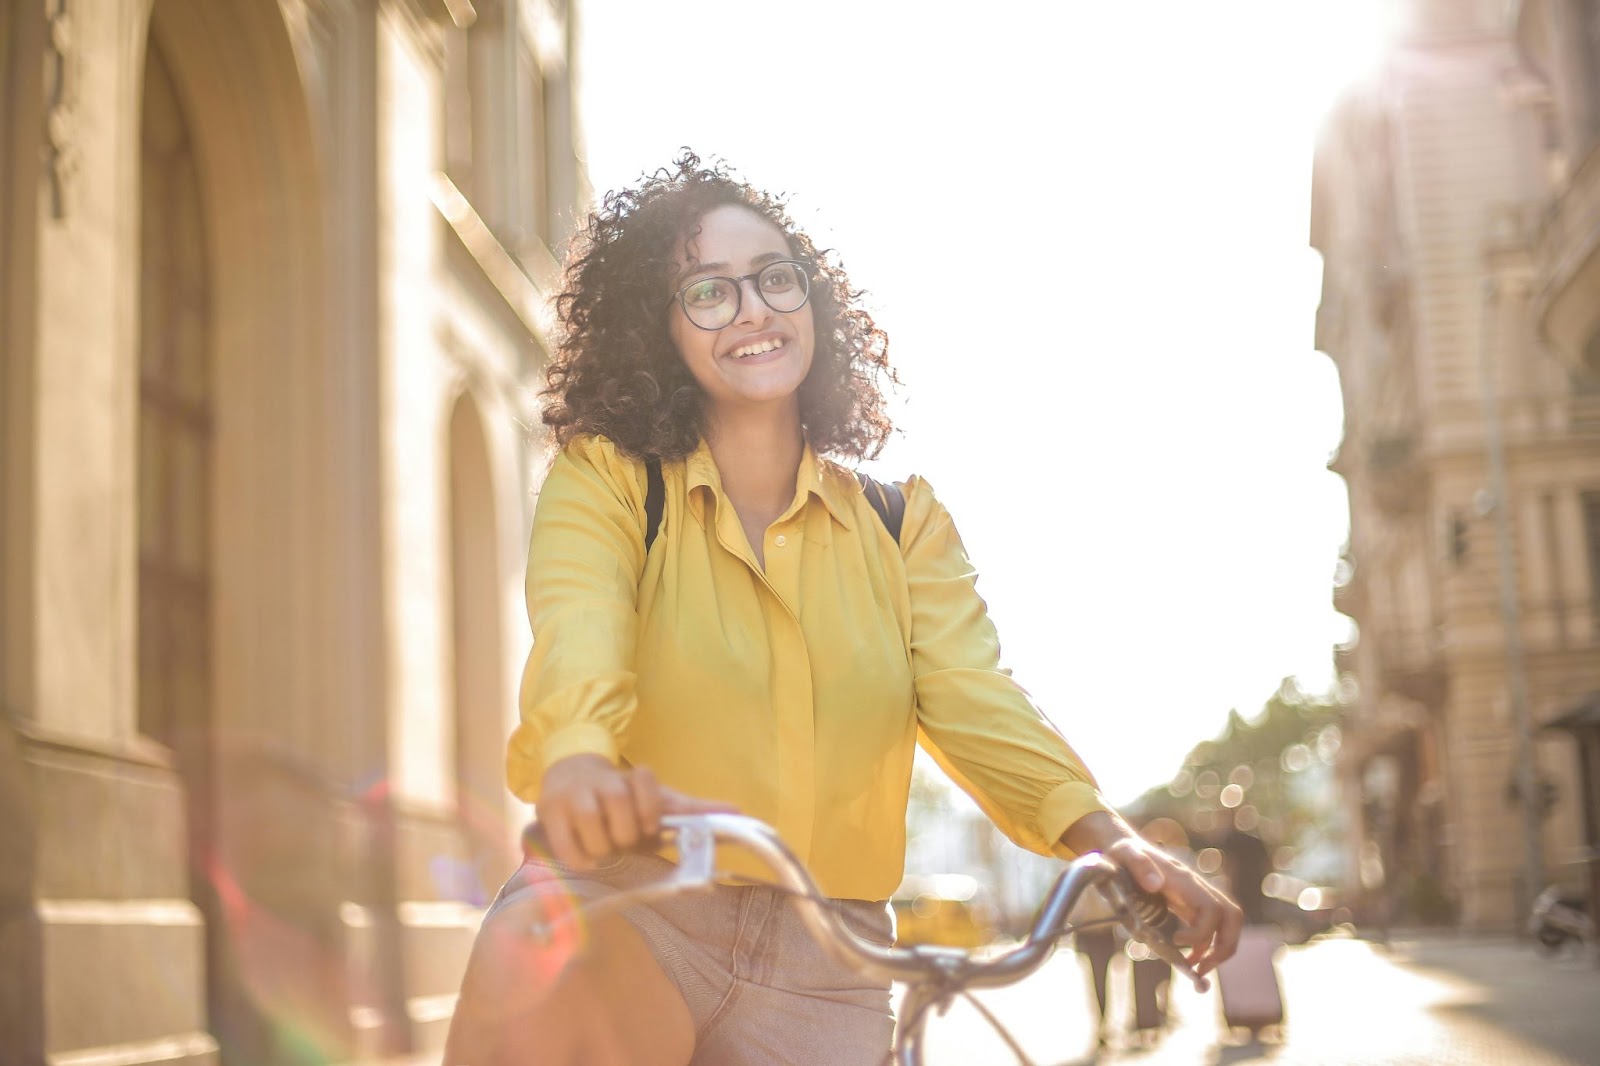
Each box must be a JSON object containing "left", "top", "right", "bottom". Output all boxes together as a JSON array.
[
  {"left": 1127, "top": 818, "right": 1192, "bottom": 1042},
  {"left": 1072, "top": 885, "right": 1119, "bottom": 1045}
]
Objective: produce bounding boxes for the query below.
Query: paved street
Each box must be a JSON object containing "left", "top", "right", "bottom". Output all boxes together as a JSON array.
[{"left": 897, "top": 931, "right": 1600, "bottom": 1065}]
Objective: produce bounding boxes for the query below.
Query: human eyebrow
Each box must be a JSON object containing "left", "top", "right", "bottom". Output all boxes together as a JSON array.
[
  {"left": 682, "top": 262, "right": 728, "bottom": 281},
  {"left": 677, "top": 251, "right": 790, "bottom": 285}
]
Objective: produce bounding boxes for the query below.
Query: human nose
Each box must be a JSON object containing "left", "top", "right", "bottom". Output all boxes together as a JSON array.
[{"left": 730, "top": 275, "right": 772, "bottom": 327}]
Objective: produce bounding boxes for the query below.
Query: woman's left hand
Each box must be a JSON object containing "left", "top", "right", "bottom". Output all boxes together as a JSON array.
[{"left": 1103, "top": 835, "right": 1243, "bottom": 977}]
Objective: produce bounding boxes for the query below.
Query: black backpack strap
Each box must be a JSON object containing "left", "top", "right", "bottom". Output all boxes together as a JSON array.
[
  {"left": 643, "top": 458, "right": 665, "bottom": 553},
  {"left": 856, "top": 472, "right": 905, "bottom": 546}
]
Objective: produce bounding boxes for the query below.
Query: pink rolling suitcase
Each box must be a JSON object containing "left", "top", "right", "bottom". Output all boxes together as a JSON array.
[{"left": 1215, "top": 925, "right": 1284, "bottom": 1039}]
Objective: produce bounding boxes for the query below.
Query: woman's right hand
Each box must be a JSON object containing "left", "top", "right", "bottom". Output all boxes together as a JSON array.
[{"left": 537, "top": 754, "right": 738, "bottom": 869}]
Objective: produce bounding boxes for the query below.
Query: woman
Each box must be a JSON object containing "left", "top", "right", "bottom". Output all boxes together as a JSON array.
[{"left": 445, "top": 153, "right": 1240, "bottom": 1065}]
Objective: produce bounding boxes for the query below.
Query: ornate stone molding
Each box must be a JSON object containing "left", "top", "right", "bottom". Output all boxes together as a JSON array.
[{"left": 42, "top": 0, "right": 80, "bottom": 220}]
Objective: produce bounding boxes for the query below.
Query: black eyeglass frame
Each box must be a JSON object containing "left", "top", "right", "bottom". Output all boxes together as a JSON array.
[{"left": 670, "top": 259, "right": 813, "bottom": 332}]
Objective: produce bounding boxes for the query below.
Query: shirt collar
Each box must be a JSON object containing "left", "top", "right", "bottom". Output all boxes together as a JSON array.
[
  {"left": 800, "top": 444, "right": 858, "bottom": 531},
  {"left": 684, "top": 438, "right": 857, "bottom": 531}
]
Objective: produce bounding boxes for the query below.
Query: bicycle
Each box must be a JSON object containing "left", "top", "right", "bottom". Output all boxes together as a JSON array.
[{"left": 516, "top": 812, "right": 1210, "bottom": 1065}]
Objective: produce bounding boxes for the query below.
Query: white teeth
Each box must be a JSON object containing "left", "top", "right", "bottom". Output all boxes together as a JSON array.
[{"left": 731, "top": 338, "right": 782, "bottom": 359}]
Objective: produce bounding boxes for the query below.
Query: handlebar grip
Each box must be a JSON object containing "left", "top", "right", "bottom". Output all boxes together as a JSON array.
[
  {"left": 1106, "top": 868, "right": 1211, "bottom": 993},
  {"left": 1113, "top": 868, "right": 1179, "bottom": 932},
  {"left": 519, "top": 820, "right": 669, "bottom": 863}
]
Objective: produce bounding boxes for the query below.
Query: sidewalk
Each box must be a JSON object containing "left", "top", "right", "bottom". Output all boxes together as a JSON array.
[
  {"left": 1361, "top": 932, "right": 1600, "bottom": 1064},
  {"left": 905, "top": 930, "right": 1600, "bottom": 1065}
]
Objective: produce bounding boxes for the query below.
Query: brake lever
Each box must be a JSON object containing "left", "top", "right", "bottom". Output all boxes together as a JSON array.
[{"left": 1098, "top": 869, "right": 1211, "bottom": 993}]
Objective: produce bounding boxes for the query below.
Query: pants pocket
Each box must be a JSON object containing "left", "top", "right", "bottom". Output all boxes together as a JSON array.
[{"left": 834, "top": 899, "right": 896, "bottom": 948}]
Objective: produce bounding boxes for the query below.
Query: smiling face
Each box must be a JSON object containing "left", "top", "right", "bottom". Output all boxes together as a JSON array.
[{"left": 668, "top": 204, "right": 816, "bottom": 422}]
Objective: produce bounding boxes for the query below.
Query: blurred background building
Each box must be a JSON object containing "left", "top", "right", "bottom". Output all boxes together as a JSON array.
[
  {"left": 1313, "top": 0, "right": 1600, "bottom": 932},
  {"left": 1, "top": 1, "right": 584, "bottom": 1062}
]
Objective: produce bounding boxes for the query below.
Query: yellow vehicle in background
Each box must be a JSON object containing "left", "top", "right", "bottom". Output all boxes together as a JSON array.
[{"left": 891, "top": 873, "right": 997, "bottom": 949}]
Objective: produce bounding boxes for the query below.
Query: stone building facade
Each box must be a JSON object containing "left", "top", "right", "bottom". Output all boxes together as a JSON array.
[
  {"left": 1, "top": 0, "right": 585, "bottom": 1061},
  {"left": 1312, "top": 0, "right": 1600, "bottom": 931}
]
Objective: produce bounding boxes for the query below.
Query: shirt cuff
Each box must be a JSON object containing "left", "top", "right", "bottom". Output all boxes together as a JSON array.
[
  {"left": 539, "top": 722, "right": 621, "bottom": 773},
  {"left": 1036, "top": 781, "right": 1113, "bottom": 858}
]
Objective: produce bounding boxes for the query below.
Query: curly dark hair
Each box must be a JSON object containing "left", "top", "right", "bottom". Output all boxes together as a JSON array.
[{"left": 542, "top": 150, "right": 895, "bottom": 461}]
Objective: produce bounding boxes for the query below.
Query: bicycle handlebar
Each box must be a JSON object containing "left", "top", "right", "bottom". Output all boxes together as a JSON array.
[{"left": 528, "top": 812, "right": 1209, "bottom": 995}]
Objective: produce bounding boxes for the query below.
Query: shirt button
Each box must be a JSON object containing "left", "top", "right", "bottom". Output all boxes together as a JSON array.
[{"left": 774, "top": 534, "right": 788, "bottom": 547}]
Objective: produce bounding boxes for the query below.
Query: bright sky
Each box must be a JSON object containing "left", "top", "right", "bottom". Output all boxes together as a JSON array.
[{"left": 574, "top": 0, "right": 1389, "bottom": 804}]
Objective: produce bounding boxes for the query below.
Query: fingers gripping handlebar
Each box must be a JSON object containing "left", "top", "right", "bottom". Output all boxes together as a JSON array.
[
  {"left": 519, "top": 813, "right": 1208, "bottom": 993},
  {"left": 1096, "top": 867, "right": 1211, "bottom": 993}
]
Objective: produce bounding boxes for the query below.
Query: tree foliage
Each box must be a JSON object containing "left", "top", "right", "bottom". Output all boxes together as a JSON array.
[{"left": 1125, "top": 677, "right": 1345, "bottom": 865}]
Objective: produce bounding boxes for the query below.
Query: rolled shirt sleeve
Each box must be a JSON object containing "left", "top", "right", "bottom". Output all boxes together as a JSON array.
[
  {"left": 900, "top": 475, "right": 1112, "bottom": 857},
  {"left": 507, "top": 438, "right": 650, "bottom": 802}
]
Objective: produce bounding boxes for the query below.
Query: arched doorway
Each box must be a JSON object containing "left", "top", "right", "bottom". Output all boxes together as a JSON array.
[
  {"left": 138, "top": 1, "right": 342, "bottom": 1060},
  {"left": 447, "top": 392, "right": 518, "bottom": 900},
  {"left": 137, "top": 25, "right": 237, "bottom": 1054}
]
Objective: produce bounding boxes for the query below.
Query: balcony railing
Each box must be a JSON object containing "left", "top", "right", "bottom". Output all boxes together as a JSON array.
[
  {"left": 1431, "top": 390, "right": 1600, "bottom": 444},
  {"left": 1371, "top": 624, "right": 1448, "bottom": 706},
  {"left": 1499, "top": 389, "right": 1600, "bottom": 438}
]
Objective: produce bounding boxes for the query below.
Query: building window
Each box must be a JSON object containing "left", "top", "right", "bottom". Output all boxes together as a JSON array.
[
  {"left": 1585, "top": 1, "right": 1600, "bottom": 123},
  {"left": 442, "top": 25, "right": 474, "bottom": 186},
  {"left": 515, "top": 38, "right": 548, "bottom": 249},
  {"left": 1445, "top": 509, "right": 1470, "bottom": 566},
  {"left": 447, "top": 395, "right": 510, "bottom": 899},
  {"left": 1583, "top": 491, "right": 1600, "bottom": 622},
  {"left": 138, "top": 37, "right": 213, "bottom": 755}
]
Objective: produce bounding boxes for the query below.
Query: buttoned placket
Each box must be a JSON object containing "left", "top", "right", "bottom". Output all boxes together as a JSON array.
[{"left": 705, "top": 483, "right": 819, "bottom": 868}]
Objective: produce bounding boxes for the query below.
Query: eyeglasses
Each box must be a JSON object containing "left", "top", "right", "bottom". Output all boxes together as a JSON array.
[{"left": 671, "top": 260, "right": 811, "bottom": 331}]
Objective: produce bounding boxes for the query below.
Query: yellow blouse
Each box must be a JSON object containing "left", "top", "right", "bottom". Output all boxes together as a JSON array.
[{"left": 508, "top": 435, "right": 1109, "bottom": 900}]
